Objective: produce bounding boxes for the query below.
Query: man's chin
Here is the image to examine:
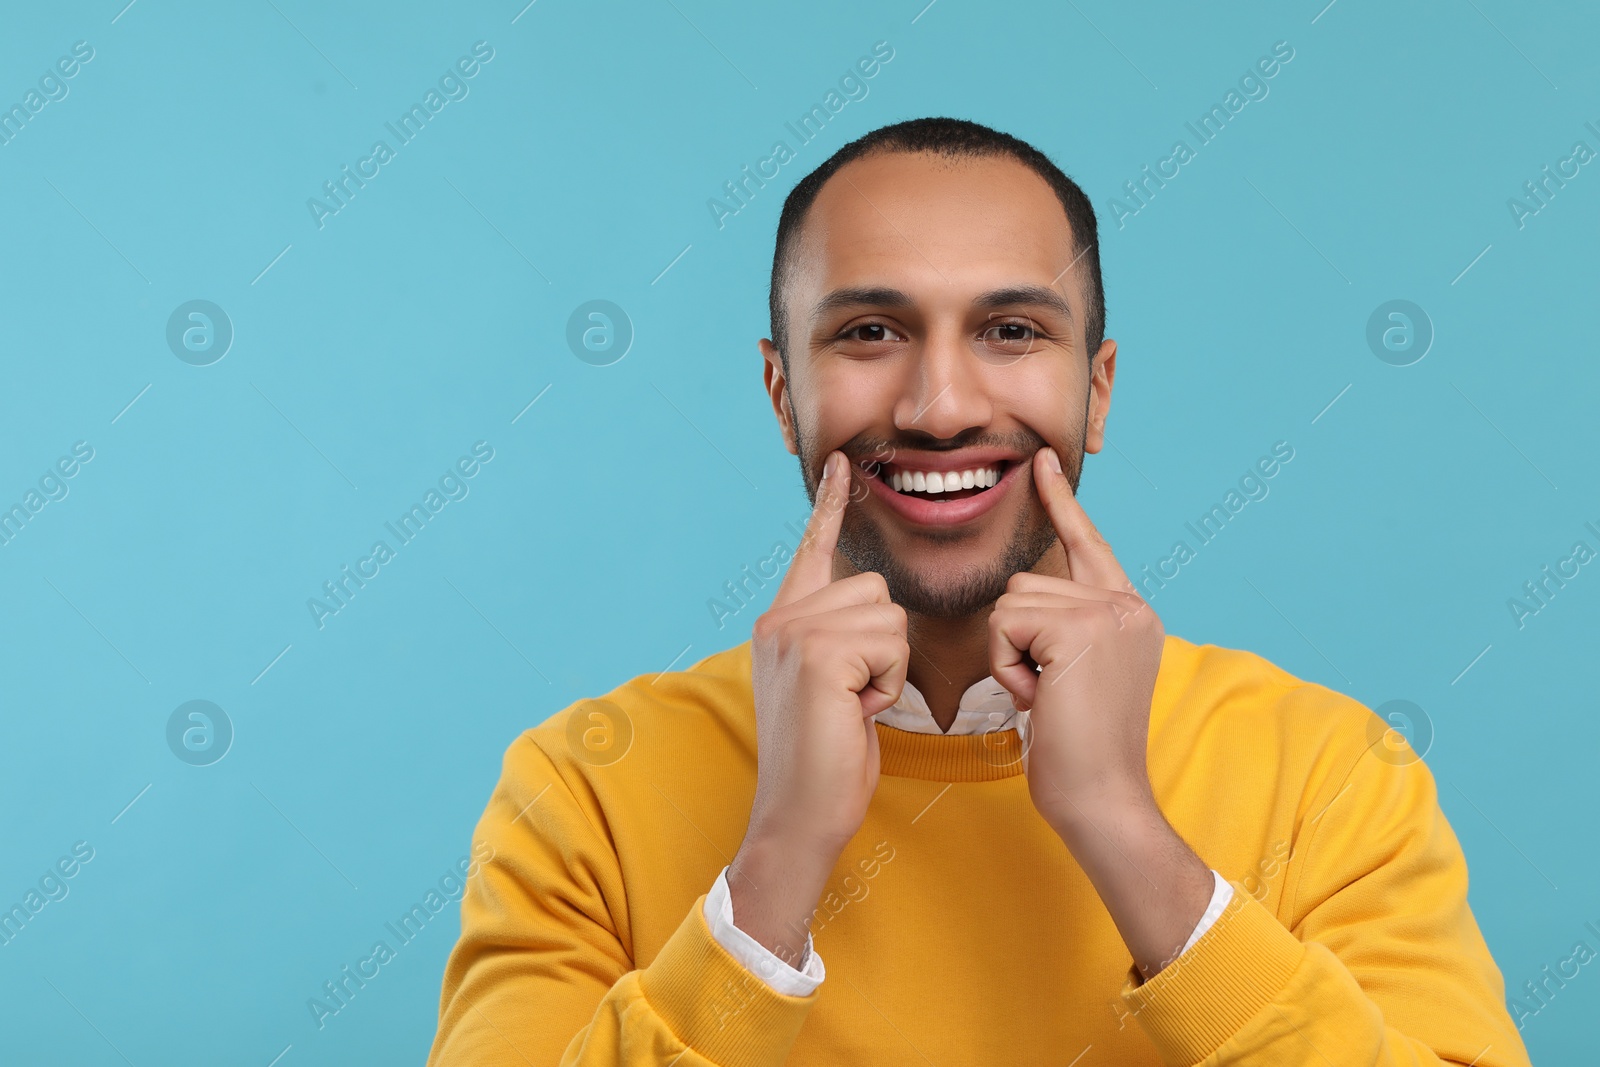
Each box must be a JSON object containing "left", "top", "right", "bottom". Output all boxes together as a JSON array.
[
  {"left": 839, "top": 520, "right": 1057, "bottom": 619},
  {"left": 879, "top": 569, "right": 1010, "bottom": 619}
]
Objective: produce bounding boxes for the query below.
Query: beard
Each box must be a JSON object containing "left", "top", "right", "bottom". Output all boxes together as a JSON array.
[{"left": 793, "top": 413, "right": 1086, "bottom": 620}]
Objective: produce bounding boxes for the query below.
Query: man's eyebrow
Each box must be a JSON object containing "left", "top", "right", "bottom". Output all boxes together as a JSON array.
[
  {"left": 810, "top": 286, "right": 916, "bottom": 320},
  {"left": 809, "top": 285, "right": 1075, "bottom": 326},
  {"left": 972, "top": 286, "right": 1074, "bottom": 325}
]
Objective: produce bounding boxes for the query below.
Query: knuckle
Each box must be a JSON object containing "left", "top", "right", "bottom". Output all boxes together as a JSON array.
[
  {"left": 1120, "top": 593, "right": 1151, "bottom": 619},
  {"left": 793, "top": 624, "right": 830, "bottom": 661},
  {"left": 798, "top": 624, "right": 828, "bottom": 650}
]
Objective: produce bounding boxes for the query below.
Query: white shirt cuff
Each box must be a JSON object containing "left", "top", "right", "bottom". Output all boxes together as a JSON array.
[
  {"left": 703, "top": 866, "right": 825, "bottom": 996},
  {"left": 1178, "top": 869, "right": 1234, "bottom": 956}
]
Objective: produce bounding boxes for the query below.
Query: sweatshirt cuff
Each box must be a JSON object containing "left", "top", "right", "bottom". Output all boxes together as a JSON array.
[
  {"left": 1118, "top": 879, "right": 1305, "bottom": 1065},
  {"left": 639, "top": 891, "right": 819, "bottom": 1067}
]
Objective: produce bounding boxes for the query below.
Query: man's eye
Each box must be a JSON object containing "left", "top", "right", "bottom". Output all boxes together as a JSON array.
[
  {"left": 980, "top": 322, "right": 1037, "bottom": 347},
  {"left": 841, "top": 323, "right": 900, "bottom": 342}
]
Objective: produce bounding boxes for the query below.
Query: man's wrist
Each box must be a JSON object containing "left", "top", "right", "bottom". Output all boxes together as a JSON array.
[
  {"left": 727, "top": 833, "right": 837, "bottom": 968},
  {"left": 1045, "top": 790, "right": 1214, "bottom": 979}
]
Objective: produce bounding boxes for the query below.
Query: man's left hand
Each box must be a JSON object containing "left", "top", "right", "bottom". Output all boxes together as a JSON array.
[
  {"left": 989, "top": 445, "right": 1164, "bottom": 828},
  {"left": 989, "top": 445, "right": 1214, "bottom": 980}
]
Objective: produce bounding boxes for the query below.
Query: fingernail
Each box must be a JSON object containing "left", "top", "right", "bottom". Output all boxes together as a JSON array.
[
  {"left": 823, "top": 452, "right": 840, "bottom": 484},
  {"left": 1046, "top": 447, "right": 1062, "bottom": 475}
]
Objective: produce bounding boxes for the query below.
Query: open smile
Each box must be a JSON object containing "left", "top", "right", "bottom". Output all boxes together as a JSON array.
[{"left": 862, "top": 454, "right": 1024, "bottom": 528}]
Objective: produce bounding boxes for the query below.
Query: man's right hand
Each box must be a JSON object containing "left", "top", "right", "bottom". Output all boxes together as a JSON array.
[{"left": 729, "top": 449, "right": 909, "bottom": 969}]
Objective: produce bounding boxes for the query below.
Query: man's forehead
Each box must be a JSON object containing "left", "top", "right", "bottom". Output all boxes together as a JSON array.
[{"left": 790, "top": 151, "right": 1082, "bottom": 312}]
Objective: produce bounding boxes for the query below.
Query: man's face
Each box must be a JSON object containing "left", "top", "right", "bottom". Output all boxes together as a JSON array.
[{"left": 761, "top": 151, "right": 1116, "bottom": 619}]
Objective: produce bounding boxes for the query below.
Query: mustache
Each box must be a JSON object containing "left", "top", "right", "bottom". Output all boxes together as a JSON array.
[{"left": 839, "top": 431, "right": 1052, "bottom": 474}]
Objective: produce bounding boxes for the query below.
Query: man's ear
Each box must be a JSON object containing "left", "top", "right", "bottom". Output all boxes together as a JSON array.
[
  {"left": 760, "top": 337, "right": 798, "bottom": 456},
  {"left": 1084, "top": 337, "right": 1117, "bottom": 455}
]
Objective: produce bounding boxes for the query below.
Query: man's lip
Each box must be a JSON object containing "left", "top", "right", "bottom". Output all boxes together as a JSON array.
[{"left": 851, "top": 447, "right": 1027, "bottom": 475}]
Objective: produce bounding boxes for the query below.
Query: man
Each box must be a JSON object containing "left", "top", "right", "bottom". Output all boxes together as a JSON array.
[{"left": 426, "top": 118, "right": 1531, "bottom": 1065}]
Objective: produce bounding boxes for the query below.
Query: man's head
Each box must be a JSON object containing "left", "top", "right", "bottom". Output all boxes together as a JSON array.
[{"left": 760, "top": 117, "right": 1117, "bottom": 620}]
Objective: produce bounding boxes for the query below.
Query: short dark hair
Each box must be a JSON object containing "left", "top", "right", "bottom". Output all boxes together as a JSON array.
[{"left": 767, "top": 116, "right": 1104, "bottom": 370}]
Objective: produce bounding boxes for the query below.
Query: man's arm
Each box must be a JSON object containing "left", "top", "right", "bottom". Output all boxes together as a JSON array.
[
  {"left": 998, "top": 447, "right": 1531, "bottom": 1064},
  {"left": 989, "top": 446, "right": 1252, "bottom": 980},
  {"left": 430, "top": 452, "right": 905, "bottom": 1065},
  {"left": 1110, "top": 716, "right": 1533, "bottom": 1066},
  {"left": 425, "top": 732, "right": 818, "bottom": 1067}
]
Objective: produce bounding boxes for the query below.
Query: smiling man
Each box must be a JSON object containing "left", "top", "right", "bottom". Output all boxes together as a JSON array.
[{"left": 426, "top": 119, "right": 1531, "bottom": 1066}]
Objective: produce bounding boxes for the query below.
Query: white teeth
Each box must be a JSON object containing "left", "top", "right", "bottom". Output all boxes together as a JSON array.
[{"left": 888, "top": 465, "right": 1002, "bottom": 496}]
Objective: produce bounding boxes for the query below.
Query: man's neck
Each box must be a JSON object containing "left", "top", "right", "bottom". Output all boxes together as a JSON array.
[
  {"left": 848, "top": 541, "right": 1071, "bottom": 733},
  {"left": 905, "top": 611, "right": 995, "bottom": 732},
  {"left": 832, "top": 543, "right": 1068, "bottom": 735}
]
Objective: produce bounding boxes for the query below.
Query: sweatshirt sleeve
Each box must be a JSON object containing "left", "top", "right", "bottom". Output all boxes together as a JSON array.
[
  {"left": 1118, "top": 713, "right": 1533, "bottom": 1066},
  {"left": 425, "top": 732, "right": 819, "bottom": 1067}
]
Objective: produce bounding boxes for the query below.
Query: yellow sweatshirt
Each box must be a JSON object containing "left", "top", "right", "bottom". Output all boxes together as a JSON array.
[{"left": 426, "top": 634, "right": 1532, "bottom": 1066}]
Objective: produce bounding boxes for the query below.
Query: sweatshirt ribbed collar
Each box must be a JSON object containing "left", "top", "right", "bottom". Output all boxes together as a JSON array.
[{"left": 872, "top": 674, "right": 1032, "bottom": 781}]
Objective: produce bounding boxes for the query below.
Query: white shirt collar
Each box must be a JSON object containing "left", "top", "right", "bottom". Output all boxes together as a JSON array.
[{"left": 872, "top": 673, "right": 1031, "bottom": 744}]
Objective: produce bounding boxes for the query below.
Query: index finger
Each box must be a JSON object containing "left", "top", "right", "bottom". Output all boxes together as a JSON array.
[
  {"left": 771, "top": 450, "right": 847, "bottom": 609},
  {"left": 1032, "top": 446, "right": 1136, "bottom": 593}
]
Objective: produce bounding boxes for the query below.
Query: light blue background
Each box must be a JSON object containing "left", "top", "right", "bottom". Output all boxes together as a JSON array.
[{"left": 1, "top": 0, "right": 1595, "bottom": 1062}]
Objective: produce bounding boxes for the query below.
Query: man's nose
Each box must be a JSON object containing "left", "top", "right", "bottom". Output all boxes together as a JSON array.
[{"left": 893, "top": 328, "right": 994, "bottom": 438}]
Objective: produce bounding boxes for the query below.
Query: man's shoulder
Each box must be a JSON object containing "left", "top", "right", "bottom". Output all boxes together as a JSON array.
[
  {"left": 518, "top": 639, "right": 757, "bottom": 776},
  {"left": 1156, "top": 631, "right": 1386, "bottom": 755},
  {"left": 1151, "top": 633, "right": 1429, "bottom": 844}
]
